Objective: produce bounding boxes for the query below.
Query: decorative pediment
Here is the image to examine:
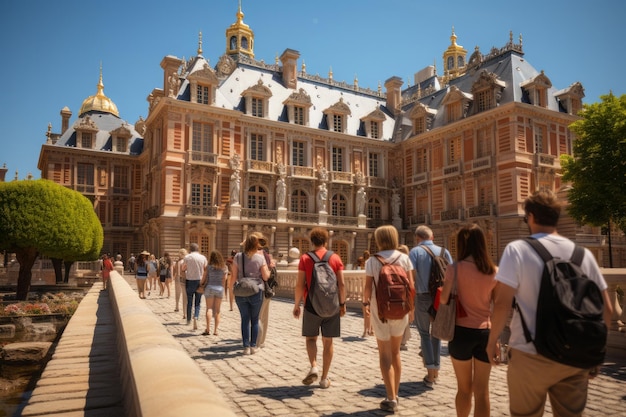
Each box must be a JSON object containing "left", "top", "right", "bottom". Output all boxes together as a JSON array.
[
  {"left": 188, "top": 63, "right": 218, "bottom": 84},
  {"left": 520, "top": 70, "right": 552, "bottom": 89},
  {"left": 471, "top": 70, "right": 506, "bottom": 92},
  {"left": 216, "top": 54, "right": 236, "bottom": 77},
  {"left": 441, "top": 85, "right": 473, "bottom": 106},
  {"left": 407, "top": 102, "right": 437, "bottom": 119},
  {"left": 110, "top": 124, "right": 132, "bottom": 138},
  {"left": 361, "top": 108, "right": 386, "bottom": 122},
  {"left": 556, "top": 81, "right": 585, "bottom": 100},
  {"left": 283, "top": 88, "right": 312, "bottom": 106},
  {"left": 242, "top": 79, "right": 272, "bottom": 98},
  {"left": 75, "top": 116, "right": 98, "bottom": 131},
  {"left": 324, "top": 97, "right": 351, "bottom": 115}
]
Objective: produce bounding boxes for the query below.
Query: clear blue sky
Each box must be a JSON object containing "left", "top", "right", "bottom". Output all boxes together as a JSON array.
[{"left": 0, "top": 0, "right": 622, "bottom": 180}]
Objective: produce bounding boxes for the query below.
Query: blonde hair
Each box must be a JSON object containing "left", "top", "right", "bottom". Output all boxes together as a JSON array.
[
  {"left": 243, "top": 232, "right": 266, "bottom": 255},
  {"left": 374, "top": 225, "right": 399, "bottom": 251}
]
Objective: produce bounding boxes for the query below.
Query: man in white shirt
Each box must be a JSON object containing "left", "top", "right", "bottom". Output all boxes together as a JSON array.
[
  {"left": 183, "top": 243, "right": 207, "bottom": 330},
  {"left": 487, "top": 190, "right": 612, "bottom": 417}
]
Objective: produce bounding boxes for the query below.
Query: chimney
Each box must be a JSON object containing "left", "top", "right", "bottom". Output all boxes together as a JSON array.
[
  {"left": 280, "top": 49, "right": 300, "bottom": 90},
  {"left": 60, "top": 107, "right": 72, "bottom": 134},
  {"left": 0, "top": 163, "right": 7, "bottom": 182},
  {"left": 384, "top": 76, "right": 403, "bottom": 113},
  {"left": 160, "top": 56, "right": 183, "bottom": 97}
]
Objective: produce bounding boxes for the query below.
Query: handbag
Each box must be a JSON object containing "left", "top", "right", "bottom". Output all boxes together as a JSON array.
[
  {"left": 264, "top": 267, "right": 278, "bottom": 298},
  {"left": 233, "top": 254, "right": 261, "bottom": 297},
  {"left": 431, "top": 263, "right": 458, "bottom": 342}
]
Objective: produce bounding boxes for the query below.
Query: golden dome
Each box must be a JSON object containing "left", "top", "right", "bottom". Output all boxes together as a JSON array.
[{"left": 79, "top": 67, "right": 119, "bottom": 117}]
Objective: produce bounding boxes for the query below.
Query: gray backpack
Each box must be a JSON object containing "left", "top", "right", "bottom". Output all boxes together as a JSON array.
[{"left": 307, "top": 251, "right": 340, "bottom": 318}]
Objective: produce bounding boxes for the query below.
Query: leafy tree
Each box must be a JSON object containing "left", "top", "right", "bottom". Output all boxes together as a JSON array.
[
  {"left": 0, "top": 179, "right": 103, "bottom": 299},
  {"left": 561, "top": 93, "right": 626, "bottom": 265}
]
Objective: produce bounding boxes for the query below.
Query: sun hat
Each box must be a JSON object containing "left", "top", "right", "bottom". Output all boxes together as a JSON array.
[{"left": 140, "top": 250, "right": 150, "bottom": 255}]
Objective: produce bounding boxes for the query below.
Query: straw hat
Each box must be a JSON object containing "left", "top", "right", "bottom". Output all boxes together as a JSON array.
[{"left": 140, "top": 250, "right": 150, "bottom": 256}]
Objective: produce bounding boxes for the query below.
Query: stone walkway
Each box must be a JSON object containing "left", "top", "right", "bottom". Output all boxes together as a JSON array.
[{"left": 135, "top": 279, "right": 626, "bottom": 417}]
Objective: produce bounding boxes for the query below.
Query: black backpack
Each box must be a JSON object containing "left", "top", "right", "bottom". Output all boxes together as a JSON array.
[
  {"left": 307, "top": 251, "right": 340, "bottom": 318},
  {"left": 420, "top": 245, "right": 449, "bottom": 318},
  {"left": 516, "top": 237, "right": 607, "bottom": 368}
]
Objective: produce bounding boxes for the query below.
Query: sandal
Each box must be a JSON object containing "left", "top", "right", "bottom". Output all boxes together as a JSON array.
[{"left": 201, "top": 330, "right": 210, "bottom": 336}]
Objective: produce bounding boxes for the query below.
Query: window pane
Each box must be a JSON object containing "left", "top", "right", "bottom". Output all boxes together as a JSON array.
[
  {"left": 250, "top": 134, "right": 265, "bottom": 161},
  {"left": 292, "top": 141, "right": 305, "bottom": 166},
  {"left": 332, "top": 147, "right": 343, "bottom": 172}
]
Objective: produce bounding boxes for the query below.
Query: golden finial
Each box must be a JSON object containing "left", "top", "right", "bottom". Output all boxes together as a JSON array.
[
  {"left": 354, "top": 74, "right": 358, "bottom": 89},
  {"left": 378, "top": 81, "right": 382, "bottom": 95},
  {"left": 198, "top": 31, "right": 203, "bottom": 55},
  {"left": 301, "top": 60, "right": 306, "bottom": 74},
  {"left": 97, "top": 62, "right": 104, "bottom": 95},
  {"left": 328, "top": 66, "right": 333, "bottom": 81},
  {"left": 450, "top": 26, "right": 457, "bottom": 45},
  {"left": 275, "top": 53, "right": 279, "bottom": 65}
]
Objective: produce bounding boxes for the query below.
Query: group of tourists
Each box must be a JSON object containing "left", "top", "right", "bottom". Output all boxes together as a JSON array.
[{"left": 119, "top": 189, "right": 611, "bottom": 416}]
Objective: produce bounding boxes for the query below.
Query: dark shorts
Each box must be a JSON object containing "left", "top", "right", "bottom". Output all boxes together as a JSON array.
[
  {"left": 302, "top": 308, "right": 340, "bottom": 338},
  {"left": 159, "top": 275, "right": 167, "bottom": 282},
  {"left": 448, "top": 326, "right": 490, "bottom": 363}
]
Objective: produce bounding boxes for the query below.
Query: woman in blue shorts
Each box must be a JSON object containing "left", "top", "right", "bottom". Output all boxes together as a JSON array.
[{"left": 199, "top": 250, "right": 228, "bottom": 336}]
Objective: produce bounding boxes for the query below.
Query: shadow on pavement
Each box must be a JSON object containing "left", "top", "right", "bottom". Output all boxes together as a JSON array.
[{"left": 244, "top": 385, "right": 315, "bottom": 400}]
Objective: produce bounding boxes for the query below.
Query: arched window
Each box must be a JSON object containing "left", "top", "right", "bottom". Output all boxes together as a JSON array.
[
  {"left": 457, "top": 56, "right": 464, "bottom": 68},
  {"left": 247, "top": 185, "right": 267, "bottom": 210},
  {"left": 331, "top": 194, "right": 347, "bottom": 216},
  {"left": 230, "top": 36, "right": 237, "bottom": 50},
  {"left": 241, "top": 37, "right": 248, "bottom": 49},
  {"left": 447, "top": 56, "right": 454, "bottom": 70},
  {"left": 290, "top": 189, "right": 308, "bottom": 213}
]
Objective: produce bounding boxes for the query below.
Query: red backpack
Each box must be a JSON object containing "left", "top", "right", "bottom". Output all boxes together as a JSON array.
[{"left": 373, "top": 253, "right": 415, "bottom": 322}]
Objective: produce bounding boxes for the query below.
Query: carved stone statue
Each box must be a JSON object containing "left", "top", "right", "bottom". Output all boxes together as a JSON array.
[
  {"left": 391, "top": 192, "right": 401, "bottom": 219},
  {"left": 276, "top": 178, "right": 286, "bottom": 209},
  {"left": 229, "top": 171, "right": 240, "bottom": 205},
  {"left": 317, "top": 183, "right": 328, "bottom": 213},
  {"left": 356, "top": 187, "right": 366, "bottom": 215}
]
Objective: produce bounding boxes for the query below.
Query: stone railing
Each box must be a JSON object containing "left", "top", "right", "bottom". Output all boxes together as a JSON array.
[
  {"left": 274, "top": 269, "right": 366, "bottom": 308},
  {"left": 108, "top": 272, "right": 237, "bottom": 417}
]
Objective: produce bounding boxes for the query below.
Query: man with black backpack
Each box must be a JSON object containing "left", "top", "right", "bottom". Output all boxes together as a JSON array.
[
  {"left": 488, "top": 190, "right": 612, "bottom": 417},
  {"left": 409, "top": 225, "right": 453, "bottom": 388},
  {"left": 293, "top": 227, "right": 346, "bottom": 389}
]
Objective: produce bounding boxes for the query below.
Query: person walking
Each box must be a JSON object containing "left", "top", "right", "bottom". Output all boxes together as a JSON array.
[
  {"left": 225, "top": 250, "right": 237, "bottom": 311},
  {"left": 230, "top": 233, "right": 270, "bottom": 354},
  {"left": 147, "top": 254, "right": 158, "bottom": 295},
  {"left": 293, "top": 227, "right": 346, "bottom": 389},
  {"left": 361, "top": 250, "right": 374, "bottom": 337},
  {"left": 439, "top": 224, "right": 497, "bottom": 417},
  {"left": 257, "top": 245, "right": 276, "bottom": 348},
  {"left": 101, "top": 253, "right": 113, "bottom": 291},
  {"left": 362, "top": 225, "right": 415, "bottom": 413},
  {"left": 397, "top": 244, "right": 412, "bottom": 351},
  {"left": 183, "top": 243, "right": 208, "bottom": 330},
  {"left": 409, "top": 225, "right": 453, "bottom": 387},
  {"left": 135, "top": 251, "right": 150, "bottom": 299},
  {"left": 158, "top": 252, "right": 172, "bottom": 298},
  {"left": 487, "top": 190, "right": 612, "bottom": 417},
  {"left": 199, "top": 250, "right": 228, "bottom": 336},
  {"left": 174, "top": 248, "right": 188, "bottom": 317},
  {"left": 128, "top": 253, "right": 136, "bottom": 273}
]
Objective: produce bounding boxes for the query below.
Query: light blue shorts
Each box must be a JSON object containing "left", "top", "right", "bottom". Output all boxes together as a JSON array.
[{"left": 204, "top": 285, "right": 224, "bottom": 298}]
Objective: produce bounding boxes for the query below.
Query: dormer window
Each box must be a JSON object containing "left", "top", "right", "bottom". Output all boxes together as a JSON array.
[
  {"left": 408, "top": 102, "right": 436, "bottom": 135},
  {"left": 323, "top": 98, "right": 351, "bottom": 134},
  {"left": 81, "top": 132, "right": 93, "bottom": 149},
  {"left": 441, "top": 86, "right": 472, "bottom": 124},
  {"left": 116, "top": 137, "right": 127, "bottom": 153},
  {"left": 74, "top": 115, "right": 98, "bottom": 149},
  {"left": 283, "top": 88, "right": 312, "bottom": 126},
  {"left": 362, "top": 108, "right": 386, "bottom": 139},
  {"left": 555, "top": 82, "right": 585, "bottom": 115},
  {"left": 242, "top": 80, "right": 272, "bottom": 118},
  {"left": 188, "top": 63, "right": 218, "bottom": 106},
  {"left": 111, "top": 125, "right": 132, "bottom": 153},
  {"left": 521, "top": 70, "right": 552, "bottom": 109},
  {"left": 471, "top": 70, "right": 506, "bottom": 114}
]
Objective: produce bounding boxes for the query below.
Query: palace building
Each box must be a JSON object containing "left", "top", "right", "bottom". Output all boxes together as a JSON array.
[{"left": 37, "top": 5, "right": 619, "bottom": 267}]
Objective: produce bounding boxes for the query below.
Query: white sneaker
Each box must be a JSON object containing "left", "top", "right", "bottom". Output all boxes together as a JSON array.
[
  {"left": 243, "top": 347, "right": 251, "bottom": 355},
  {"left": 319, "top": 378, "right": 331, "bottom": 389}
]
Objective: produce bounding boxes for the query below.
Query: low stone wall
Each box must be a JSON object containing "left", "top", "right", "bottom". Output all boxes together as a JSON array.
[{"left": 108, "top": 271, "right": 237, "bottom": 417}]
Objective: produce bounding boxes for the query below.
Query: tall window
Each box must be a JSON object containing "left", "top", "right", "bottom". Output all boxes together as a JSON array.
[
  {"left": 370, "top": 121, "right": 380, "bottom": 139},
  {"left": 115, "top": 137, "right": 127, "bottom": 153},
  {"left": 294, "top": 106, "right": 305, "bottom": 125},
  {"left": 81, "top": 133, "right": 92, "bottom": 148},
  {"left": 331, "top": 194, "right": 347, "bottom": 216},
  {"left": 290, "top": 189, "right": 308, "bottom": 213},
  {"left": 192, "top": 122, "right": 213, "bottom": 153},
  {"left": 197, "top": 85, "right": 210, "bottom": 105},
  {"left": 416, "top": 149, "right": 428, "bottom": 172},
  {"left": 476, "top": 127, "right": 492, "bottom": 158},
  {"left": 250, "top": 134, "right": 265, "bottom": 161},
  {"left": 447, "top": 185, "right": 462, "bottom": 210},
  {"left": 331, "top": 240, "right": 349, "bottom": 266},
  {"left": 477, "top": 177, "right": 492, "bottom": 206},
  {"left": 113, "top": 166, "right": 129, "bottom": 193},
  {"left": 112, "top": 204, "right": 128, "bottom": 227},
  {"left": 368, "top": 153, "right": 380, "bottom": 177},
  {"left": 251, "top": 97, "right": 264, "bottom": 117},
  {"left": 332, "top": 146, "right": 344, "bottom": 172},
  {"left": 446, "top": 102, "right": 462, "bottom": 123},
  {"left": 534, "top": 125, "right": 546, "bottom": 154},
  {"left": 414, "top": 117, "right": 426, "bottom": 135},
  {"left": 77, "top": 163, "right": 94, "bottom": 192},
  {"left": 292, "top": 141, "right": 306, "bottom": 166},
  {"left": 247, "top": 185, "right": 267, "bottom": 210},
  {"left": 367, "top": 198, "right": 381, "bottom": 219},
  {"left": 332, "top": 114, "right": 343, "bottom": 133},
  {"left": 448, "top": 137, "right": 461, "bottom": 164},
  {"left": 191, "top": 183, "right": 212, "bottom": 207}
]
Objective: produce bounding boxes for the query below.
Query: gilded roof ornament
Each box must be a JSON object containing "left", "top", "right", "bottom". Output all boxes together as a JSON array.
[
  {"left": 198, "top": 31, "right": 203, "bottom": 55},
  {"left": 78, "top": 64, "right": 119, "bottom": 117}
]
